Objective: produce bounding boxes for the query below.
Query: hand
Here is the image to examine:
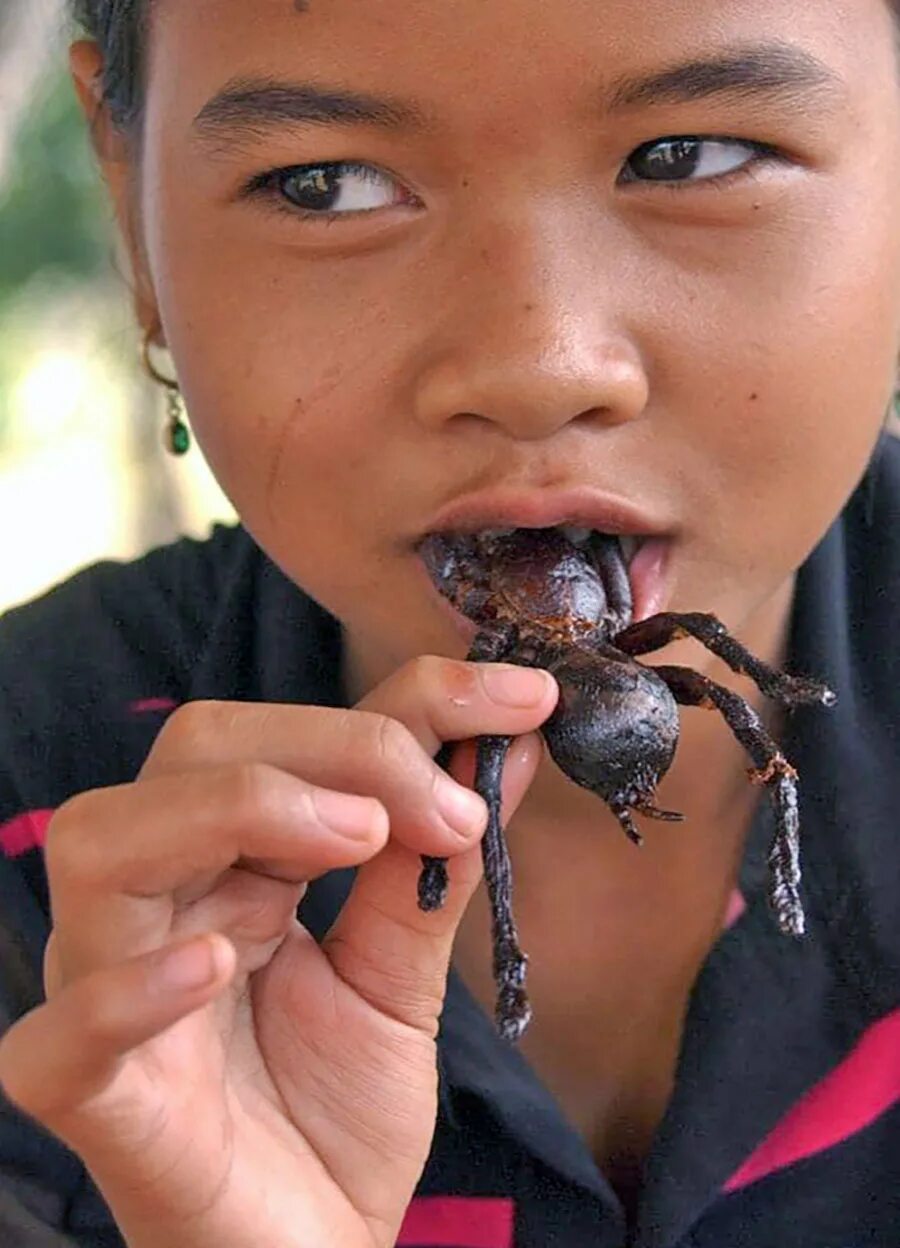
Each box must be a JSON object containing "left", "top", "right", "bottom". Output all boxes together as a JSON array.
[{"left": 0, "top": 657, "right": 557, "bottom": 1248}]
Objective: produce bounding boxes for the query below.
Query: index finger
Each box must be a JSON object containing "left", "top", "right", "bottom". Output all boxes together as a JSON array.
[{"left": 140, "top": 656, "right": 557, "bottom": 854}]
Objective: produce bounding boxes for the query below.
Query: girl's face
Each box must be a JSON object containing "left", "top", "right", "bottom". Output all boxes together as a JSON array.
[{"left": 78, "top": 0, "right": 900, "bottom": 683}]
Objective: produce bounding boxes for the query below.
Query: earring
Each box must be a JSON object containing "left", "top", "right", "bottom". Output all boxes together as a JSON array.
[{"left": 139, "top": 328, "right": 191, "bottom": 456}]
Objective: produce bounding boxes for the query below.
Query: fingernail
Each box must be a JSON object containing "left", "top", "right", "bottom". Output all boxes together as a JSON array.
[
  {"left": 312, "top": 789, "right": 388, "bottom": 841},
  {"left": 159, "top": 937, "right": 220, "bottom": 992},
  {"left": 482, "top": 664, "right": 553, "bottom": 707},
  {"left": 436, "top": 779, "right": 486, "bottom": 838}
]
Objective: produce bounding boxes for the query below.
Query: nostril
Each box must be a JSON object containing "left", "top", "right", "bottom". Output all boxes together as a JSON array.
[
  {"left": 445, "top": 411, "right": 496, "bottom": 432},
  {"left": 576, "top": 403, "right": 638, "bottom": 429}
]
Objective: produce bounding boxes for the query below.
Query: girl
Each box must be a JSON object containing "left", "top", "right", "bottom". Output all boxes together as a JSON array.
[{"left": 0, "top": 1, "right": 898, "bottom": 1245}]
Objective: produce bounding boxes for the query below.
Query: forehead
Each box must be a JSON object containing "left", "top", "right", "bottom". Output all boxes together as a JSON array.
[
  {"left": 145, "top": 0, "right": 894, "bottom": 146},
  {"left": 150, "top": 0, "right": 887, "bottom": 77}
]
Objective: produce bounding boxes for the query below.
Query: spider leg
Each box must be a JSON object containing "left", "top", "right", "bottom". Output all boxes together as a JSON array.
[
  {"left": 613, "top": 613, "right": 836, "bottom": 709},
  {"left": 632, "top": 800, "right": 685, "bottom": 824},
  {"left": 606, "top": 797, "right": 683, "bottom": 848},
  {"left": 474, "top": 733, "right": 532, "bottom": 1043},
  {"left": 610, "top": 804, "right": 645, "bottom": 847},
  {"left": 418, "top": 742, "right": 458, "bottom": 912},
  {"left": 418, "top": 626, "right": 519, "bottom": 914},
  {"left": 654, "top": 664, "right": 806, "bottom": 939},
  {"left": 419, "top": 626, "right": 532, "bottom": 1040}
]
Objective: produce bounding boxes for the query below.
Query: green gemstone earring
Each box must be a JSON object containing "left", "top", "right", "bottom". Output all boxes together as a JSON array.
[
  {"left": 140, "top": 328, "right": 191, "bottom": 456},
  {"left": 163, "top": 387, "right": 191, "bottom": 456}
]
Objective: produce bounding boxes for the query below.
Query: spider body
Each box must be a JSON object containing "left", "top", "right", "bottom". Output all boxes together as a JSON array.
[
  {"left": 419, "top": 526, "right": 631, "bottom": 642},
  {"left": 541, "top": 646, "right": 681, "bottom": 828},
  {"left": 417, "top": 527, "right": 836, "bottom": 1041},
  {"left": 422, "top": 528, "right": 683, "bottom": 831}
]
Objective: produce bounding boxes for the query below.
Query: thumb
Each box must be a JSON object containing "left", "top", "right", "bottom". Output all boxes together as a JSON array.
[{"left": 321, "top": 732, "right": 542, "bottom": 1035}]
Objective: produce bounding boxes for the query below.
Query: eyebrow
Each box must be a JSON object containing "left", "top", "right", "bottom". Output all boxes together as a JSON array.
[
  {"left": 191, "top": 41, "right": 844, "bottom": 154},
  {"left": 191, "top": 77, "right": 430, "bottom": 150},
  {"left": 606, "top": 42, "right": 843, "bottom": 111}
]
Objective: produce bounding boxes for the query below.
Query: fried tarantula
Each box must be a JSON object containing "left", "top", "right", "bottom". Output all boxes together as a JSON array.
[{"left": 415, "top": 527, "right": 836, "bottom": 1043}]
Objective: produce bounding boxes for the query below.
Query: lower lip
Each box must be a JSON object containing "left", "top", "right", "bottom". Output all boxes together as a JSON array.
[{"left": 415, "top": 535, "right": 674, "bottom": 644}]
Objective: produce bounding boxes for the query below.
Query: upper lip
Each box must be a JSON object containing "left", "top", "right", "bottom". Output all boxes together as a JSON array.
[{"left": 417, "top": 486, "right": 674, "bottom": 542}]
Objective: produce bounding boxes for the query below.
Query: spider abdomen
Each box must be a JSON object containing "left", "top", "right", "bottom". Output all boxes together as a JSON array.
[{"left": 540, "top": 646, "right": 680, "bottom": 808}]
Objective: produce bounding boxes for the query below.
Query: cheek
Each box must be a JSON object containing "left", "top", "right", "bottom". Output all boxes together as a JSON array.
[
  {"left": 146, "top": 224, "right": 442, "bottom": 647},
  {"left": 665, "top": 196, "right": 900, "bottom": 584},
  {"left": 146, "top": 193, "right": 410, "bottom": 526}
]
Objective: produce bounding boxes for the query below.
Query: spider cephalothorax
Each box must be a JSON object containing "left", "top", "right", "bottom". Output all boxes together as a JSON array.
[{"left": 416, "top": 527, "right": 836, "bottom": 1042}]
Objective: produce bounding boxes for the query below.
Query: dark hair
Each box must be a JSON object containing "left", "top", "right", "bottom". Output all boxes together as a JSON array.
[
  {"left": 69, "top": 0, "right": 149, "bottom": 136},
  {"left": 72, "top": 0, "right": 900, "bottom": 141}
]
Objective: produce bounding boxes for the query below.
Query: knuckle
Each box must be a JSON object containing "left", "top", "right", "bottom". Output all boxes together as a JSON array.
[
  {"left": 43, "top": 789, "right": 113, "bottom": 885},
  {"left": 354, "top": 713, "right": 416, "bottom": 768},
  {"left": 221, "top": 761, "right": 287, "bottom": 826},
  {"left": 412, "top": 654, "right": 479, "bottom": 703},
  {"left": 0, "top": 1059, "right": 42, "bottom": 1122},
  {"left": 151, "top": 699, "right": 233, "bottom": 759},
  {"left": 408, "top": 652, "right": 449, "bottom": 683},
  {"left": 0, "top": 1026, "right": 30, "bottom": 1109},
  {"left": 77, "top": 973, "right": 126, "bottom": 1047},
  {"left": 327, "top": 928, "right": 444, "bottom": 1035},
  {"left": 365, "top": 712, "right": 419, "bottom": 771},
  {"left": 41, "top": 798, "right": 79, "bottom": 870},
  {"left": 233, "top": 884, "right": 298, "bottom": 946},
  {"left": 43, "top": 930, "right": 62, "bottom": 998}
]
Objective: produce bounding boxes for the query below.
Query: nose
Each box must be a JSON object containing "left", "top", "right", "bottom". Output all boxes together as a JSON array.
[{"left": 411, "top": 227, "right": 649, "bottom": 442}]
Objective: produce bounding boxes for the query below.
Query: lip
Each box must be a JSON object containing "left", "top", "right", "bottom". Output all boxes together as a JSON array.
[
  {"left": 414, "top": 485, "right": 677, "bottom": 631},
  {"left": 416, "top": 485, "right": 675, "bottom": 543}
]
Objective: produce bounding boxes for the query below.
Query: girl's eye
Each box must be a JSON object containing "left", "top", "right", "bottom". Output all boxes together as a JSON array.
[
  {"left": 619, "top": 136, "right": 774, "bottom": 187},
  {"left": 241, "top": 161, "right": 411, "bottom": 220}
]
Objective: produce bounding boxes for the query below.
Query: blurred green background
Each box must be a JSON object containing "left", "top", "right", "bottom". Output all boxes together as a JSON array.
[{"left": 0, "top": 1, "right": 234, "bottom": 616}]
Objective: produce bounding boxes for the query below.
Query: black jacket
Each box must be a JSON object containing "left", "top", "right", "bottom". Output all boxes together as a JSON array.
[{"left": 1, "top": 435, "right": 899, "bottom": 1248}]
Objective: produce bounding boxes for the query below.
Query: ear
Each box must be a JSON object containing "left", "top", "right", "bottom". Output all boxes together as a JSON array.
[
  {"left": 68, "top": 39, "right": 161, "bottom": 344},
  {"left": 69, "top": 40, "right": 128, "bottom": 166}
]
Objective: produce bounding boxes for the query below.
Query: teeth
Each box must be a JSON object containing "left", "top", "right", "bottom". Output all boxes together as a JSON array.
[
  {"left": 559, "top": 525, "right": 593, "bottom": 546},
  {"left": 475, "top": 525, "right": 644, "bottom": 564},
  {"left": 619, "top": 535, "right": 642, "bottom": 564},
  {"left": 559, "top": 527, "right": 643, "bottom": 564}
]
